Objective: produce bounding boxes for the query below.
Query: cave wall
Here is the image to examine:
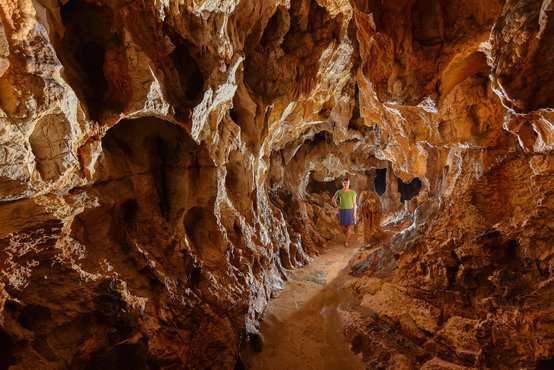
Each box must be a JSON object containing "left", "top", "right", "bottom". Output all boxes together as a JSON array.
[
  {"left": 0, "top": 0, "right": 552, "bottom": 368},
  {"left": 342, "top": 0, "right": 554, "bottom": 368}
]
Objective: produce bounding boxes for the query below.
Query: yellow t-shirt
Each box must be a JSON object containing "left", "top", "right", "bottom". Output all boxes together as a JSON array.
[{"left": 335, "top": 189, "right": 356, "bottom": 209}]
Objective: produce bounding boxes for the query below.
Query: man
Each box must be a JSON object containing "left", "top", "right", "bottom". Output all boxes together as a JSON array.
[{"left": 332, "top": 178, "right": 357, "bottom": 247}]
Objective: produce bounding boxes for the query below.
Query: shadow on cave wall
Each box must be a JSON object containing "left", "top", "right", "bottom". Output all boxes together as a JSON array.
[
  {"left": 160, "top": 32, "right": 206, "bottom": 119},
  {"left": 58, "top": 0, "right": 126, "bottom": 121}
]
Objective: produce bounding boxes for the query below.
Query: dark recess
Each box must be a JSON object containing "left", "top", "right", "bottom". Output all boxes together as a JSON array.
[
  {"left": 75, "top": 42, "right": 107, "bottom": 119},
  {"left": 121, "top": 199, "right": 139, "bottom": 224},
  {"left": 536, "top": 359, "right": 554, "bottom": 370},
  {"left": 375, "top": 168, "right": 387, "bottom": 196},
  {"left": 169, "top": 36, "right": 205, "bottom": 104},
  {"left": 0, "top": 328, "right": 15, "bottom": 370},
  {"left": 60, "top": 0, "right": 118, "bottom": 121},
  {"left": 397, "top": 177, "right": 422, "bottom": 202},
  {"left": 307, "top": 173, "right": 337, "bottom": 195},
  {"left": 153, "top": 137, "right": 170, "bottom": 221}
]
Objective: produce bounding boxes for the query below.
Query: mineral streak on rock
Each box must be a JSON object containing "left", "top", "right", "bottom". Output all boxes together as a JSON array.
[{"left": 0, "top": 0, "right": 552, "bottom": 369}]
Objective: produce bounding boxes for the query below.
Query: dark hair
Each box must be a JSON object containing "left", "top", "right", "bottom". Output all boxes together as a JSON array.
[{"left": 341, "top": 177, "right": 350, "bottom": 183}]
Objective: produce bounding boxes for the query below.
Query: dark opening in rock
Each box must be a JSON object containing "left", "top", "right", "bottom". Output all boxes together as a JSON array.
[
  {"left": 412, "top": 0, "right": 444, "bottom": 45},
  {"left": 190, "top": 266, "right": 203, "bottom": 285},
  {"left": 77, "top": 42, "right": 106, "bottom": 115},
  {"left": 87, "top": 337, "right": 149, "bottom": 370},
  {"left": 347, "top": 83, "right": 364, "bottom": 131},
  {"left": 307, "top": 172, "right": 336, "bottom": 195},
  {"left": 397, "top": 177, "right": 422, "bottom": 202},
  {"left": 248, "top": 332, "right": 264, "bottom": 353},
  {"left": 375, "top": 168, "right": 387, "bottom": 196},
  {"left": 169, "top": 37, "right": 205, "bottom": 104},
  {"left": 536, "top": 359, "right": 554, "bottom": 370},
  {"left": 121, "top": 199, "right": 138, "bottom": 224},
  {"left": 152, "top": 137, "right": 170, "bottom": 220},
  {"left": 261, "top": 6, "right": 289, "bottom": 47},
  {"left": 60, "top": 1, "right": 117, "bottom": 121},
  {"left": 0, "top": 328, "right": 15, "bottom": 370},
  {"left": 234, "top": 354, "right": 247, "bottom": 370},
  {"left": 18, "top": 304, "right": 52, "bottom": 331}
]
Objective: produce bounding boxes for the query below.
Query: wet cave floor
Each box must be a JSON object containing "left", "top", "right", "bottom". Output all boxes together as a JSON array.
[{"left": 244, "top": 236, "right": 366, "bottom": 370}]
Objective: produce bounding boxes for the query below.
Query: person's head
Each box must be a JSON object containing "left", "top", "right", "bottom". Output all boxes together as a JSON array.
[{"left": 341, "top": 177, "right": 350, "bottom": 188}]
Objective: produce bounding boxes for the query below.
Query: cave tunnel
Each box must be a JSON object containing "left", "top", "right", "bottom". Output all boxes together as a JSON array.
[
  {"left": 169, "top": 35, "right": 205, "bottom": 105},
  {"left": 3, "top": 1, "right": 552, "bottom": 369},
  {"left": 307, "top": 172, "right": 337, "bottom": 196},
  {"left": 60, "top": 0, "right": 119, "bottom": 121},
  {"left": 397, "top": 177, "right": 422, "bottom": 202},
  {"left": 0, "top": 327, "right": 15, "bottom": 370},
  {"left": 375, "top": 168, "right": 387, "bottom": 196}
]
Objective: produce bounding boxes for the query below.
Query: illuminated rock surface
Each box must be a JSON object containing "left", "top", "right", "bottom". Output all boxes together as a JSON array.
[{"left": 0, "top": 0, "right": 552, "bottom": 368}]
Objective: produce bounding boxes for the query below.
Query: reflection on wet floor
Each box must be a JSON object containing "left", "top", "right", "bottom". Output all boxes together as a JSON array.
[{"left": 244, "top": 237, "right": 365, "bottom": 370}]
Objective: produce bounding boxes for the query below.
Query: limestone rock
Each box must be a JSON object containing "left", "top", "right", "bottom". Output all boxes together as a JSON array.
[{"left": 0, "top": 0, "right": 552, "bottom": 368}]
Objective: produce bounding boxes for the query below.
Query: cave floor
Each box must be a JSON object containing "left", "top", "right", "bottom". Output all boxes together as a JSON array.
[{"left": 245, "top": 236, "right": 365, "bottom": 370}]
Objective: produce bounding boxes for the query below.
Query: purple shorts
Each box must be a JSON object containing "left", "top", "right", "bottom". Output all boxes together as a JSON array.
[{"left": 338, "top": 208, "right": 356, "bottom": 226}]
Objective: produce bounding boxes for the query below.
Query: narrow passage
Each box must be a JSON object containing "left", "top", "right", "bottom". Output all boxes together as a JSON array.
[{"left": 245, "top": 238, "right": 365, "bottom": 370}]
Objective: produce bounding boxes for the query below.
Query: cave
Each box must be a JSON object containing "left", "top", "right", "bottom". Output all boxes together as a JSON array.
[
  {"left": 306, "top": 172, "right": 337, "bottom": 196},
  {"left": 0, "top": 328, "right": 15, "bottom": 370},
  {"left": 1, "top": 1, "right": 553, "bottom": 369},
  {"left": 397, "top": 177, "right": 422, "bottom": 202},
  {"left": 168, "top": 36, "right": 205, "bottom": 105},
  {"left": 260, "top": 6, "right": 289, "bottom": 47},
  {"left": 59, "top": 0, "right": 121, "bottom": 120},
  {"left": 374, "top": 168, "right": 387, "bottom": 196},
  {"left": 411, "top": 0, "right": 444, "bottom": 45}
]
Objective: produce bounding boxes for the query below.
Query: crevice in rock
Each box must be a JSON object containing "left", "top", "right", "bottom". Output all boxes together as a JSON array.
[
  {"left": 307, "top": 173, "right": 336, "bottom": 196},
  {"left": 260, "top": 6, "right": 289, "bottom": 47},
  {"left": 59, "top": 0, "right": 121, "bottom": 121},
  {"left": 397, "top": 177, "right": 422, "bottom": 202},
  {"left": 184, "top": 207, "right": 225, "bottom": 265},
  {"left": 536, "top": 359, "right": 554, "bottom": 370},
  {"left": 152, "top": 137, "right": 171, "bottom": 221},
  {"left": 121, "top": 199, "right": 139, "bottom": 225},
  {"left": 18, "top": 304, "right": 52, "bottom": 331},
  {"left": 411, "top": 0, "right": 445, "bottom": 45},
  {"left": 168, "top": 35, "right": 205, "bottom": 105},
  {"left": 375, "top": 168, "right": 387, "bottom": 196},
  {"left": 0, "top": 328, "right": 15, "bottom": 370}
]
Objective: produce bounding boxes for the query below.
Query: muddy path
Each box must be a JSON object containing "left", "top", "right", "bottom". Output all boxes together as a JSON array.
[{"left": 243, "top": 238, "right": 365, "bottom": 370}]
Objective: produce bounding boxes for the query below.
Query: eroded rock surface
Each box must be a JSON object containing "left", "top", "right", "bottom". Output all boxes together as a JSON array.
[{"left": 0, "top": 0, "right": 552, "bottom": 369}]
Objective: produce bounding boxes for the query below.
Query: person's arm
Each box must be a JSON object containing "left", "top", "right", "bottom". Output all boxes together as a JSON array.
[
  {"left": 332, "top": 192, "right": 338, "bottom": 207},
  {"left": 353, "top": 194, "right": 357, "bottom": 220}
]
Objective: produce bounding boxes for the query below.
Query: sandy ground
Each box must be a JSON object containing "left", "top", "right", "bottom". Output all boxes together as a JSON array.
[{"left": 244, "top": 236, "right": 365, "bottom": 370}]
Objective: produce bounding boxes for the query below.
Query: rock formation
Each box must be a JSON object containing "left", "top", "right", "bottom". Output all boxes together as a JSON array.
[{"left": 0, "top": 0, "right": 551, "bottom": 369}]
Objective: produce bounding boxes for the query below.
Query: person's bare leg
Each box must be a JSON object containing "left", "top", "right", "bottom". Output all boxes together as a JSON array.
[{"left": 345, "top": 226, "right": 352, "bottom": 247}]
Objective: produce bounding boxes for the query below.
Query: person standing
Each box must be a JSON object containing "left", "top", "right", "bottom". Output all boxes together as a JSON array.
[{"left": 332, "top": 178, "right": 357, "bottom": 247}]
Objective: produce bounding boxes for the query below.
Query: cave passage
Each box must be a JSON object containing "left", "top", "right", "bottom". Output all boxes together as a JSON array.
[
  {"left": 375, "top": 168, "right": 387, "bottom": 196},
  {"left": 244, "top": 237, "right": 364, "bottom": 370},
  {"left": 0, "top": 327, "right": 15, "bottom": 369},
  {"left": 397, "top": 177, "right": 422, "bottom": 202},
  {"left": 307, "top": 172, "right": 338, "bottom": 196},
  {"left": 59, "top": 0, "right": 119, "bottom": 121}
]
